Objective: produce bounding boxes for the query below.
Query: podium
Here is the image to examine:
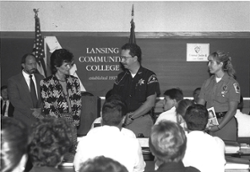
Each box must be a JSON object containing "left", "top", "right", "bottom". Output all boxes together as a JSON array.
[{"left": 77, "top": 94, "right": 101, "bottom": 136}]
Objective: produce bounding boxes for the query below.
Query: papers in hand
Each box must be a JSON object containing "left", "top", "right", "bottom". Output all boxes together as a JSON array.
[{"left": 207, "top": 107, "right": 219, "bottom": 126}]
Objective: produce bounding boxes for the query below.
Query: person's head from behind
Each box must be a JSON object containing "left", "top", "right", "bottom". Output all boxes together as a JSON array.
[
  {"left": 149, "top": 121, "right": 186, "bottom": 165},
  {"left": 1, "top": 85, "right": 8, "bottom": 100},
  {"left": 184, "top": 104, "right": 209, "bottom": 131},
  {"left": 102, "top": 94, "right": 127, "bottom": 128},
  {"left": 29, "top": 117, "right": 71, "bottom": 167},
  {"left": 176, "top": 99, "right": 194, "bottom": 117},
  {"left": 120, "top": 43, "right": 142, "bottom": 69},
  {"left": 79, "top": 156, "right": 128, "bottom": 172},
  {"left": 1, "top": 117, "right": 29, "bottom": 172},
  {"left": 50, "top": 48, "right": 74, "bottom": 75},
  {"left": 21, "top": 53, "right": 37, "bottom": 74},
  {"left": 163, "top": 88, "right": 183, "bottom": 111},
  {"left": 192, "top": 87, "right": 201, "bottom": 104}
]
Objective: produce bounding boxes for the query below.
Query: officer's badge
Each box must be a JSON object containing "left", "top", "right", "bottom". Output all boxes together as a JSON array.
[
  {"left": 233, "top": 83, "right": 240, "bottom": 93},
  {"left": 148, "top": 75, "right": 158, "bottom": 84},
  {"left": 138, "top": 79, "right": 145, "bottom": 85},
  {"left": 221, "top": 85, "right": 228, "bottom": 97}
]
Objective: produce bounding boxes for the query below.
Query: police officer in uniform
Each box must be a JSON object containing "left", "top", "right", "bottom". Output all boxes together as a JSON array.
[
  {"left": 198, "top": 51, "right": 240, "bottom": 141},
  {"left": 113, "top": 43, "right": 160, "bottom": 137}
]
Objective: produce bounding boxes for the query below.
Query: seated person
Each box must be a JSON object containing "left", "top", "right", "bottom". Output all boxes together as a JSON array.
[
  {"left": 176, "top": 99, "right": 194, "bottom": 131},
  {"left": 29, "top": 117, "right": 72, "bottom": 172},
  {"left": 79, "top": 156, "right": 128, "bottom": 172},
  {"left": 1, "top": 117, "right": 29, "bottom": 172},
  {"left": 149, "top": 120, "right": 200, "bottom": 172},
  {"left": 74, "top": 95, "right": 145, "bottom": 172},
  {"left": 155, "top": 88, "right": 183, "bottom": 124},
  {"left": 235, "top": 95, "right": 250, "bottom": 137},
  {"left": 192, "top": 87, "right": 201, "bottom": 104},
  {"left": 182, "top": 104, "right": 226, "bottom": 172}
]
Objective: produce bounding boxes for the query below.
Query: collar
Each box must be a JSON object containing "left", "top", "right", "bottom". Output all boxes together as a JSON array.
[
  {"left": 22, "top": 70, "right": 34, "bottom": 79},
  {"left": 125, "top": 66, "right": 143, "bottom": 76},
  {"left": 212, "top": 73, "right": 230, "bottom": 82}
]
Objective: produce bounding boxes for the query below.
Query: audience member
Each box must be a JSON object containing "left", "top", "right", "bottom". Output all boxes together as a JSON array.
[
  {"left": 40, "top": 48, "right": 82, "bottom": 157},
  {"left": 29, "top": 117, "right": 72, "bottom": 172},
  {"left": 79, "top": 156, "right": 128, "bottom": 172},
  {"left": 198, "top": 51, "right": 240, "bottom": 141},
  {"left": 155, "top": 88, "right": 183, "bottom": 124},
  {"left": 176, "top": 99, "right": 194, "bottom": 131},
  {"left": 149, "top": 120, "right": 200, "bottom": 172},
  {"left": 112, "top": 43, "right": 160, "bottom": 137},
  {"left": 8, "top": 53, "right": 44, "bottom": 128},
  {"left": 235, "top": 95, "right": 250, "bottom": 137},
  {"left": 90, "top": 89, "right": 113, "bottom": 129},
  {"left": 1, "top": 85, "right": 14, "bottom": 117},
  {"left": 192, "top": 87, "right": 201, "bottom": 104},
  {"left": 1, "top": 117, "right": 29, "bottom": 172},
  {"left": 74, "top": 95, "right": 145, "bottom": 172},
  {"left": 182, "top": 104, "right": 226, "bottom": 172}
]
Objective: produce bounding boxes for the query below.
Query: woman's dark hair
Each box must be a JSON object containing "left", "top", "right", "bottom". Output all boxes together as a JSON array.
[
  {"left": 1, "top": 117, "right": 29, "bottom": 172},
  {"left": 50, "top": 49, "right": 74, "bottom": 74}
]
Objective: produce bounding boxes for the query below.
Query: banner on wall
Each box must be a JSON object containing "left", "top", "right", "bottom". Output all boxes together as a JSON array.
[{"left": 45, "top": 36, "right": 128, "bottom": 96}]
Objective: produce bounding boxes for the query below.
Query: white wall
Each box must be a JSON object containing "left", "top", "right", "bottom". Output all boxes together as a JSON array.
[{"left": 1, "top": 1, "right": 250, "bottom": 32}]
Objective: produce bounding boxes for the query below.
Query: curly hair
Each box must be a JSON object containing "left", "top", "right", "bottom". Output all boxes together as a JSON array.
[
  {"left": 1, "top": 117, "right": 29, "bottom": 172},
  {"left": 149, "top": 121, "right": 187, "bottom": 164},
  {"left": 29, "top": 117, "right": 72, "bottom": 167},
  {"left": 209, "top": 51, "right": 236, "bottom": 78}
]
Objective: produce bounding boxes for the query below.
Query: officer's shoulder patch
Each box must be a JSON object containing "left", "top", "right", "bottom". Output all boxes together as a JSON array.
[
  {"left": 148, "top": 74, "right": 158, "bottom": 84},
  {"left": 233, "top": 83, "right": 240, "bottom": 93}
]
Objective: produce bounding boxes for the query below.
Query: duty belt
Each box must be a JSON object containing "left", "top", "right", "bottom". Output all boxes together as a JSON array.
[{"left": 215, "top": 111, "right": 227, "bottom": 119}]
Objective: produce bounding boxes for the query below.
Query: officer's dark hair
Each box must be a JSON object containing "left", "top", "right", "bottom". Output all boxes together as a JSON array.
[
  {"left": 121, "top": 43, "right": 142, "bottom": 64},
  {"left": 50, "top": 49, "right": 74, "bottom": 74}
]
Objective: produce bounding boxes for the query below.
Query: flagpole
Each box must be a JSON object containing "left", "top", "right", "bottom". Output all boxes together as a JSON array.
[{"left": 129, "top": 5, "right": 136, "bottom": 44}]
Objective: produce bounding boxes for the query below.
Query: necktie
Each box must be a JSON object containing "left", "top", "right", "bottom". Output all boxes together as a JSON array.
[
  {"left": 29, "top": 74, "right": 38, "bottom": 108},
  {"left": 2, "top": 101, "right": 6, "bottom": 115}
]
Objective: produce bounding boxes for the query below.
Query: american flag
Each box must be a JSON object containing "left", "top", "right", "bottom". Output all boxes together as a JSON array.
[{"left": 33, "top": 10, "right": 47, "bottom": 77}]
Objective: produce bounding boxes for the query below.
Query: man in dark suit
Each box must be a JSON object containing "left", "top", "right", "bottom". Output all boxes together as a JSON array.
[
  {"left": 8, "top": 53, "right": 44, "bottom": 129},
  {"left": 1, "top": 85, "right": 14, "bottom": 117}
]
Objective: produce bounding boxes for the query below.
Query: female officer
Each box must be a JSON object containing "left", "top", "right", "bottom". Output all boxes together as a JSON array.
[{"left": 198, "top": 51, "right": 240, "bottom": 141}]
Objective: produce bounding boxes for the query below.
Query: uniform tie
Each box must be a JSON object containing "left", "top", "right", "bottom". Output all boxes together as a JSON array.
[{"left": 29, "top": 74, "right": 38, "bottom": 108}]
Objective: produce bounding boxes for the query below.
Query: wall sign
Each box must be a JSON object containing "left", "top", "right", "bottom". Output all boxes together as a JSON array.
[{"left": 186, "top": 43, "right": 209, "bottom": 61}]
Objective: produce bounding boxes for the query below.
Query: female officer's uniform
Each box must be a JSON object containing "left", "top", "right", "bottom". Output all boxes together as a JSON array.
[{"left": 199, "top": 73, "right": 240, "bottom": 141}]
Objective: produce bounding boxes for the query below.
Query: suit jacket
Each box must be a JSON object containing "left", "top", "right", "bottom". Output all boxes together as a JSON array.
[
  {"left": 1, "top": 99, "right": 14, "bottom": 117},
  {"left": 8, "top": 72, "right": 44, "bottom": 128}
]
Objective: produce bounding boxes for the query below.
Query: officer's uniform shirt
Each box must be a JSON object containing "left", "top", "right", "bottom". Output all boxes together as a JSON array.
[
  {"left": 113, "top": 66, "right": 160, "bottom": 113},
  {"left": 199, "top": 73, "right": 240, "bottom": 113}
]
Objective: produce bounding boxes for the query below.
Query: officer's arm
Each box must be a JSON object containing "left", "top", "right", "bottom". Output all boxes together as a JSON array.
[
  {"left": 130, "top": 93, "right": 156, "bottom": 119},
  {"left": 219, "top": 101, "right": 238, "bottom": 129}
]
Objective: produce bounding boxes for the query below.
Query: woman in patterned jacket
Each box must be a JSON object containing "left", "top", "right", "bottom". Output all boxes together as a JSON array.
[{"left": 40, "top": 48, "right": 82, "bottom": 160}]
